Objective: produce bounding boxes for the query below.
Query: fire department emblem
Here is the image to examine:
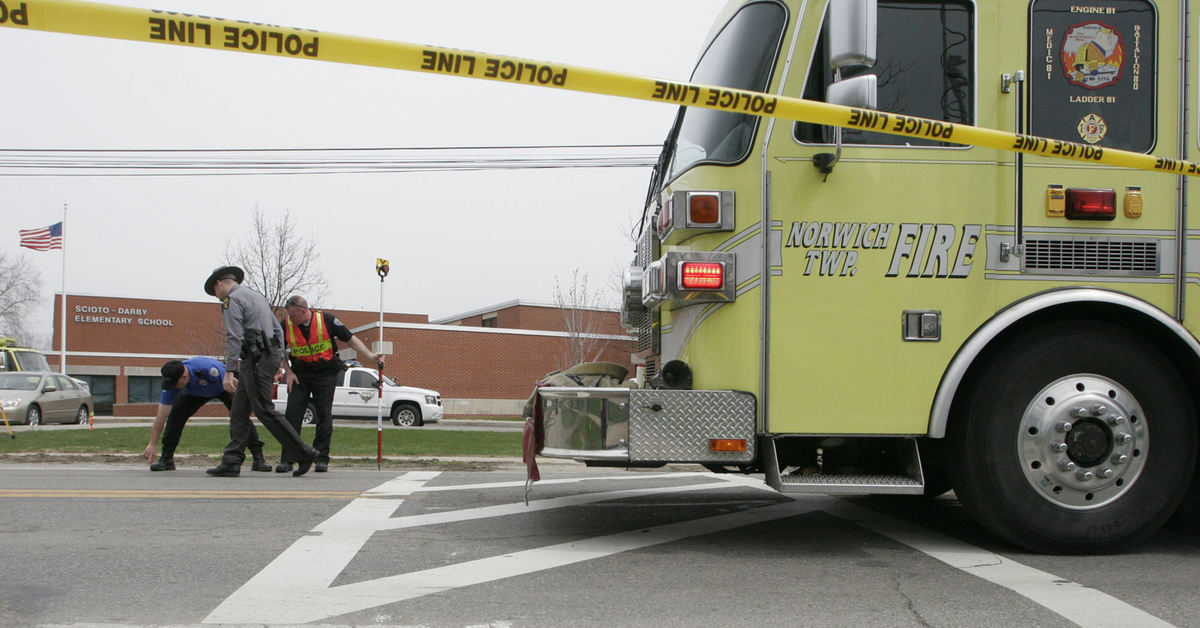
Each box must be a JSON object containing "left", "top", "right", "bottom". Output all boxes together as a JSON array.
[
  {"left": 1061, "top": 21, "right": 1124, "bottom": 89},
  {"left": 1077, "top": 113, "right": 1108, "bottom": 144}
]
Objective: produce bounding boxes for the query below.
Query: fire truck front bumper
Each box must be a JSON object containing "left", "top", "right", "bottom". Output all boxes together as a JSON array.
[{"left": 533, "top": 387, "right": 757, "bottom": 464}]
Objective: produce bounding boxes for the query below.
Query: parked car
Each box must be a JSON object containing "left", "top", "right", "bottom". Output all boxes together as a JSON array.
[
  {"left": 272, "top": 366, "right": 443, "bottom": 427},
  {"left": 0, "top": 372, "right": 93, "bottom": 425}
]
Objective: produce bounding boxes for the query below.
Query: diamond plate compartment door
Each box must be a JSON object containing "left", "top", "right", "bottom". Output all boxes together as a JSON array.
[{"left": 627, "top": 390, "right": 757, "bottom": 463}]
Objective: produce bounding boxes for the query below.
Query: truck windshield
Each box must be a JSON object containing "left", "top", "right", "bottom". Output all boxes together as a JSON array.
[
  {"left": 664, "top": 1, "right": 787, "bottom": 182},
  {"left": 14, "top": 350, "right": 50, "bottom": 372}
]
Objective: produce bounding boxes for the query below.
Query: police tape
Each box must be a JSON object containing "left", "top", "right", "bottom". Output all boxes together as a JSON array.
[{"left": 4, "top": 0, "right": 1200, "bottom": 178}]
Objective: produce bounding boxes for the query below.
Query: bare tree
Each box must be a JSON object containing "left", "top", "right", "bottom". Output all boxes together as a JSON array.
[
  {"left": 180, "top": 315, "right": 228, "bottom": 359},
  {"left": 0, "top": 250, "right": 45, "bottom": 345},
  {"left": 553, "top": 270, "right": 615, "bottom": 371},
  {"left": 223, "top": 205, "right": 328, "bottom": 312}
]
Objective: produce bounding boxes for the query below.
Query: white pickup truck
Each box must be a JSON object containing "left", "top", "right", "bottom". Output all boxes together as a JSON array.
[{"left": 272, "top": 366, "right": 443, "bottom": 426}]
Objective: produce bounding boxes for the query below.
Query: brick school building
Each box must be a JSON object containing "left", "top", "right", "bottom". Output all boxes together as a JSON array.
[{"left": 48, "top": 295, "right": 634, "bottom": 417}]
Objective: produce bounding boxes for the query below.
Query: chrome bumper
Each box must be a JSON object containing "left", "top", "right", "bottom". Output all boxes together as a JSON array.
[{"left": 535, "top": 387, "right": 757, "bottom": 464}]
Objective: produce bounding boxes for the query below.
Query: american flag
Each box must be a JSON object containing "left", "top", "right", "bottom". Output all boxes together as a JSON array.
[{"left": 19, "top": 222, "right": 64, "bottom": 251}]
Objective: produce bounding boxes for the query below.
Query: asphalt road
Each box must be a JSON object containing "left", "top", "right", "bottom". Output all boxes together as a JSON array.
[{"left": 2, "top": 461, "right": 1199, "bottom": 627}]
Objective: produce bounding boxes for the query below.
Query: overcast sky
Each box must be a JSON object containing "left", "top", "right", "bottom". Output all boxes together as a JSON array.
[{"left": 0, "top": 0, "right": 729, "bottom": 340}]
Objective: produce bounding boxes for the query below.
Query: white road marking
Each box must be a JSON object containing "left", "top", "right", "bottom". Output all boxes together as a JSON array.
[
  {"left": 203, "top": 471, "right": 751, "bottom": 624},
  {"left": 205, "top": 471, "right": 1174, "bottom": 627},
  {"left": 827, "top": 500, "right": 1174, "bottom": 628},
  {"left": 374, "top": 478, "right": 752, "bottom": 531},
  {"left": 415, "top": 472, "right": 710, "bottom": 493}
]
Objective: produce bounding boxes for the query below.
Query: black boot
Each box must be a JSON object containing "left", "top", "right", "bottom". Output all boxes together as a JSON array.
[
  {"left": 149, "top": 457, "right": 175, "bottom": 471},
  {"left": 250, "top": 451, "right": 272, "bottom": 473},
  {"left": 206, "top": 462, "right": 241, "bottom": 477},
  {"left": 275, "top": 462, "right": 293, "bottom": 473}
]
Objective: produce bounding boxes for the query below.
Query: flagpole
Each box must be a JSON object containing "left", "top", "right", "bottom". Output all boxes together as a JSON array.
[{"left": 59, "top": 203, "right": 67, "bottom": 374}]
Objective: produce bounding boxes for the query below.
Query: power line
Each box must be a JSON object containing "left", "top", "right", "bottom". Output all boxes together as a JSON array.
[
  {"left": 0, "top": 144, "right": 660, "bottom": 177},
  {"left": 0, "top": 143, "right": 658, "bottom": 153}
]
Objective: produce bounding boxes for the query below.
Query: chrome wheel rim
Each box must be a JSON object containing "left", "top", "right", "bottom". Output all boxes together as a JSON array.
[{"left": 1018, "top": 374, "right": 1147, "bottom": 510}]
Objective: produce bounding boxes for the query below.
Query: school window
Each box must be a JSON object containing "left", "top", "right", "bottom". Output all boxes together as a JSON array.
[
  {"left": 481, "top": 313, "right": 498, "bottom": 328},
  {"left": 795, "top": 0, "right": 974, "bottom": 147},
  {"left": 128, "top": 376, "right": 160, "bottom": 404},
  {"left": 73, "top": 375, "right": 114, "bottom": 414}
]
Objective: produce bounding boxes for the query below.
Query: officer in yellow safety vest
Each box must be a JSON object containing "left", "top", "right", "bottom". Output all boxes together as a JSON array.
[{"left": 275, "top": 295, "right": 385, "bottom": 473}]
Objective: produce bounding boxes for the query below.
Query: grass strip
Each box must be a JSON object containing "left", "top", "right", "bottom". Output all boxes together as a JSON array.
[{"left": 0, "top": 425, "right": 524, "bottom": 458}]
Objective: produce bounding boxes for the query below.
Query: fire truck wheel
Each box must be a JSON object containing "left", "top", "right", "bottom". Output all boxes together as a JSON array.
[
  {"left": 950, "top": 319, "right": 1196, "bottom": 554},
  {"left": 301, "top": 403, "right": 316, "bottom": 426}
]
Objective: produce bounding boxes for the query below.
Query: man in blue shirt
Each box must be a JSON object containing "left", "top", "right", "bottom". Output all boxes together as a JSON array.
[{"left": 142, "top": 356, "right": 272, "bottom": 473}]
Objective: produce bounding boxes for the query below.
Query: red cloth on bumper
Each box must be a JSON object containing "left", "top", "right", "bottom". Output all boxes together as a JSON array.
[{"left": 522, "top": 388, "right": 545, "bottom": 482}]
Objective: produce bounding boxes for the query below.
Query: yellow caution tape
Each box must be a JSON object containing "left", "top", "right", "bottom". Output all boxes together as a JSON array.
[{"left": 4, "top": 0, "right": 1200, "bottom": 177}]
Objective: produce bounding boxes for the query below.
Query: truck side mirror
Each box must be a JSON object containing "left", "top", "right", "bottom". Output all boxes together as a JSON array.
[
  {"left": 827, "top": 73, "right": 877, "bottom": 110},
  {"left": 814, "top": 0, "right": 878, "bottom": 178},
  {"left": 828, "top": 0, "right": 877, "bottom": 69}
]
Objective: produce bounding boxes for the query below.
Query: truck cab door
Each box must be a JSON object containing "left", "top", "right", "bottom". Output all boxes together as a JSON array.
[{"left": 763, "top": 0, "right": 988, "bottom": 435}]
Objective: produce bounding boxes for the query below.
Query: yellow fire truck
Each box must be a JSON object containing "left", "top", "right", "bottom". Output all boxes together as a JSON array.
[{"left": 534, "top": 0, "right": 1200, "bottom": 553}]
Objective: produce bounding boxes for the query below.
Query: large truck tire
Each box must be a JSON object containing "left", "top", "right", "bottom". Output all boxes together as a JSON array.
[{"left": 949, "top": 319, "right": 1196, "bottom": 554}]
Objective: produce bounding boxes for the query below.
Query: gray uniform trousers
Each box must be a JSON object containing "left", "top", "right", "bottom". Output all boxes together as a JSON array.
[{"left": 221, "top": 349, "right": 314, "bottom": 465}]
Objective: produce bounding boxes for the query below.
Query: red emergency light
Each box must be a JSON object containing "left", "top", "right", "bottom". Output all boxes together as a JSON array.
[
  {"left": 680, "top": 261, "right": 724, "bottom": 290},
  {"left": 1065, "top": 188, "right": 1116, "bottom": 220}
]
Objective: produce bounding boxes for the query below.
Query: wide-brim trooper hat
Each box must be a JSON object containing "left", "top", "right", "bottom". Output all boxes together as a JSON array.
[{"left": 204, "top": 265, "right": 245, "bottom": 296}]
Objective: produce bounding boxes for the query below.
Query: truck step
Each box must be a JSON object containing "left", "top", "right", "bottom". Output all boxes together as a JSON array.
[
  {"left": 763, "top": 436, "right": 926, "bottom": 496},
  {"left": 775, "top": 472, "right": 923, "bottom": 495}
]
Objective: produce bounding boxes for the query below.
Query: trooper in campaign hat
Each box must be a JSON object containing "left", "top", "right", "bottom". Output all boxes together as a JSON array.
[
  {"left": 204, "top": 265, "right": 245, "bottom": 297},
  {"left": 205, "top": 264, "right": 318, "bottom": 477}
]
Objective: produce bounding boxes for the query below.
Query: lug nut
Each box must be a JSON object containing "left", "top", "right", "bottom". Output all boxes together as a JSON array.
[
  {"left": 1107, "top": 415, "right": 1125, "bottom": 426},
  {"left": 1099, "top": 468, "right": 1114, "bottom": 479},
  {"left": 1056, "top": 421, "right": 1074, "bottom": 433},
  {"left": 1116, "top": 433, "right": 1132, "bottom": 445},
  {"left": 1059, "top": 459, "right": 1077, "bottom": 472},
  {"left": 1112, "top": 454, "right": 1129, "bottom": 465},
  {"left": 1090, "top": 404, "right": 1108, "bottom": 416},
  {"left": 1052, "top": 442, "right": 1068, "bottom": 453},
  {"left": 1071, "top": 408, "right": 1089, "bottom": 419},
  {"left": 1076, "top": 470, "right": 1095, "bottom": 481}
]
